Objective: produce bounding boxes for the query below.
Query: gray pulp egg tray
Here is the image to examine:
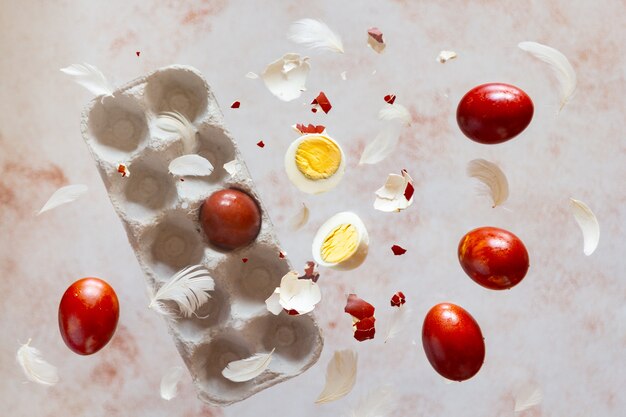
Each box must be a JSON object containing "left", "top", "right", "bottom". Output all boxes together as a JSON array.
[{"left": 80, "top": 65, "right": 324, "bottom": 406}]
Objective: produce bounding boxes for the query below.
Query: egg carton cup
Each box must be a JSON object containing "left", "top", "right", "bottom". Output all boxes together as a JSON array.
[{"left": 80, "top": 65, "right": 324, "bottom": 406}]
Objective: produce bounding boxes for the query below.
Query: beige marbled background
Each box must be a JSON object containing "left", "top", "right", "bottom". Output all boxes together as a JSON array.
[{"left": 1, "top": 0, "right": 625, "bottom": 416}]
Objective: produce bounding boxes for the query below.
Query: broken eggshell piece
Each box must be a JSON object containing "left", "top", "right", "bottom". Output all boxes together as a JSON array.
[
  {"left": 345, "top": 294, "right": 376, "bottom": 342},
  {"left": 261, "top": 53, "right": 310, "bottom": 102},
  {"left": 285, "top": 133, "right": 346, "bottom": 194},
  {"left": 374, "top": 170, "right": 414, "bottom": 212},
  {"left": 312, "top": 212, "right": 369, "bottom": 270},
  {"left": 265, "top": 271, "right": 321, "bottom": 316}
]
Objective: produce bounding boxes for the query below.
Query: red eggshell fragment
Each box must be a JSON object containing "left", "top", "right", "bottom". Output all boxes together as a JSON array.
[
  {"left": 391, "top": 245, "right": 407, "bottom": 255},
  {"left": 456, "top": 83, "right": 534, "bottom": 144},
  {"left": 458, "top": 226, "right": 529, "bottom": 290},
  {"left": 384, "top": 94, "right": 396, "bottom": 104},
  {"left": 58, "top": 277, "right": 119, "bottom": 355},
  {"left": 231, "top": 101, "right": 241, "bottom": 109},
  {"left": 311, "top": 92, "right": 332, "bottom": 114},
  {"left": 354, "top": 316, "right": 376, "bottom": 341},
  {"left": 390, "top": 291, "right": 406, "bottom": 307},
  {"left": 345, "top": 294, "right": 375, "bottom": 320},
  {"left": 256, "top": 140, "right": 265, "bottom": 148},
  {"left": 422, "top": 302, "right": 485, "bottom": 381},
  {"left": 296, "top": 123, "right": 326, "bottom": 134}
]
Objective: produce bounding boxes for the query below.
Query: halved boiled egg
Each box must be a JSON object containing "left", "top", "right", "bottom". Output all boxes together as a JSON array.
[
  {"left": 312, "top": 212, "right": 369, "bottom": 270},
  {"left": 285, "top": 134, "right": 345, "bottom": 194}
]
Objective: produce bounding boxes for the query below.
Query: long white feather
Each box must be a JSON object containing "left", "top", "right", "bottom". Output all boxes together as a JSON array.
[
  {"left": 168, "top": 154, "right": 214, "bottom": 177},
  {"left": 316, "top": 349, "right": 358, "bottom": 404},
  {"left": 467, "top": 159, "right": 509, "bottom": 208},
  {"left": 160, "top": 366, "right": 184, "bottom": 400},
  {"left": 288, "top": 19, "right": 344, "bottom": 53},
  {"left": 222, "top": 349, "right": 275, "bottom": 382},
  {"left": 384, "top": 306, "right": 412, "bottom": 343},
  {"left": 345, "top": 386, "right": 397, "bottom": 417},
  {"left": 378, "top": 104, "right": 411, "bottom": 126},
  {"left": 60, "top": 63, "right": 114, "bottom": 97},
  {"left": 359, "top": 123, "right": 403, "bottom": 165},
  {"left": 289, "top": 203, "right": 310, "bottom": 230},
  {"left": 16, "top": 340, "right": 59, "bottom": 386},
  {"left": 156, "top": 111, "right": 198, "bottom": 154},
  {"left": 37, "top": 184, "right": 88, "bottom": 215},
  {"left": 570, "top": 198, "right": 600, "bottom": 256},
  {"left": 149, "top": 265, "right": 215, "bottom": 318},
  {"left": 518, "top": 41, "right": 576, "bottom": 110},
  {"left": 514, "top": 384, "right": 543, "bottom": 412}
]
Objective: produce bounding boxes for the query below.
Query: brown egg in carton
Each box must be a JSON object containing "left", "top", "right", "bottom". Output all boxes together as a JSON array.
[{"left": 80, "top": 65, "right": 324, "bottom": 406}]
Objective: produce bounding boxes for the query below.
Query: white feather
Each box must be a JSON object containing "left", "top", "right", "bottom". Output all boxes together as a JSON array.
[
  {"left": 316, "top": 349, "right": 358, "bottom": 404},
  {"left": 288, "top": 18, "right": 344, "bottom": 53},
  {"left": 149, "top": 265, "right": 215, "bottom": 318},
  {"left": 518, "top": 41, "right": 576, "bottom": 110},
  {"left": 345, "top": 386, "right": 397, "bottom": 417},
  {"left": 289, "top": 203, "right": 310, "bottom": 230},
  {"left": 514, "top": 384, "right": 543, "bottom": 412},
  {"left": 467, "top": 159, "right": 509, "bottom": 208},
  {"left": 359, "top": 123, "right": 403, "bottom": 165},
  {"left": 245, "top": 72, "right": 259, "bottom": 79},
  {"left": 222, "top": 349, "right": 275, "bottom": 382},
  {"left": 16, "top": 340, "right": 59, "bottom": 386},
  {"left": 378, "top": 104, "right": 411, "bottom": 126},
  {"left": 570, "top": 198, "right": 600, "bottom": 256},
  {"left": 168, "top": 154, "right": 214, "bottom": 177},
  {"left": 37, "top": 184, "right": 88, "bottom": 215},
  {"left": 60, "top": 63, "right": 113, "bottom": 97},
  {"left": 156, "top": 111, "right": 198, "bottom": 154},
  {"left": 160, "top": 366, "right": 184, "bottom": 400},
  {"left": 384, "top": 306, "right": 412, "bottom": 343}
]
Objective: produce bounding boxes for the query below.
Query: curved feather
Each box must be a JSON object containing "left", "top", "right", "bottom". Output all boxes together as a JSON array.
[
  {"left": 37, "top": 184, "right": 88, "bottom": 215},
  {"left": 168, "top": 154, "right": 214, "bottom": 177},
  {"left": 570, "top": 198, "right": 600, "bottom": 256},
  {"left": 518, "top": 41, "right": 576, "bottom": 110},
  {"left": 288, "top": 19, "right": 344, "bottom": 53},
  {"left": 160, "top": 366, "right": 184, "bottom": 400},
  {"left": 514, "top": 384, "right": 543, "bottom": 412},
  {"left": 378, "top": 104, "right": 411, "bottom": 126},
  {"left": 149, "top": 265, "right": 215, "bottom": 317},
  {"left": 16, "top": 340, "right": 59, "bottom": 386},
  {"left": 467, "top": 159, "right": 509, "bottom": 207},
  {"left": 60, "top": 63, "right": 113, "bottom": 97},
  {"left": 316, "top": 349, "right": 358, "bottom": 404},
  {"left": 222, "top": 349, "right": 275, "bottom": 382},
  {"left": 156, "top": 111, "right": 198, "bottom": 154},
  {"left": 289, "top": 203, "right": 310, "bottom": 230},
  {"left": 359, "top": 123, "right": 403, "bottom": 165},
  {"left": 346, "top": 386, "right": 396, "bottom": 417}
]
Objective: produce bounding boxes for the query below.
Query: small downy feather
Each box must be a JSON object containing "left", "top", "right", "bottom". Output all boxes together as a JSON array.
[
  {"left": 149, "top": 265, "right": 215, "bottom": 318},
  {"left": 345, "top": 386, "right": 396, "bottom": 417},
  {"left": 288, "top": 18, "right": 344, "bottom": 53},
  {"left": 514, "top": 384, "right": 543, "bottom": 412},
  {"left": 16, "top": 340, "right": 59, "bottom": 386},
  {"left": 168, "top": 155, "right": 214, "bottom": 177},
  {"left": 289, "top": 203, "right": 310, "bottom": 230},
  {"left": 378, "top": 104, "right": 411, "bottom": 126},
  {"left": 222, "top": 349, "right": 275, "bottom": 382},
  {"left": 60, "top": 63, "right": 113, "bottom": 97},
  {"left": 570, "top": 198, "right": 600, "bottom": 256},
  {"left": 37, "top": 184, "right": 88, "bottom": 215},
  {"left": 384, "top": 306, "right": 412, "bottom": 343},
  {"left": 156, "top": 111, "right": 198, "bottom": 154},
  {"left": 160, "top": 366, "right": 184, "bottom": 400},
  {"left": 359, "top": 123, "right": 403, "bottom": 165},
  {"left": 316, "top": 349, "right": 358, "bottom": 404},
  {"left": 467, "top": 159, "right": 509, "bottom": 207},
  {"left": 518, "top": 41, "right": 576, "bottom": 111}
]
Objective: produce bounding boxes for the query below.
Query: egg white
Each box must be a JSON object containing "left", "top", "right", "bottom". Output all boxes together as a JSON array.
[
  {"left": 284, "top": 134, "right": 346, "bottom": 194},
  {"left": 312, "top": 212, "right": 369, "bottom": 270}
]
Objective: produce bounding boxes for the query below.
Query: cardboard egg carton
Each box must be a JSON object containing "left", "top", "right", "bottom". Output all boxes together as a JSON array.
[{"left": 80, "top": 65, "right": 324, "bottom": 406}]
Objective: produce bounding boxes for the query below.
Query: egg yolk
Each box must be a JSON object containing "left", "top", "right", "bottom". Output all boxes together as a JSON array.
[
  {"left": 295, "top": 136, "right": 341, "bottom": 180},
  {"left": 320, "top": 223, "right": 358, "bottom": 263}
]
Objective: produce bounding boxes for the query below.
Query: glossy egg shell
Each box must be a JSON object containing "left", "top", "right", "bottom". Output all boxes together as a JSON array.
[
  {"left": 200, "top": 188, "right": 262, "bottom": 251},
  {"left": 422, "top": 303, "right": 485, "bottom": 381},
  {"left": 58, "top": 277, "right": 119, "bottom": 355},
  {"left": 456, "top": 83, "right": 534, "bottom": 144},
  {"left": 458, "top": 226, "right": 529, "bottom": 290}
]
